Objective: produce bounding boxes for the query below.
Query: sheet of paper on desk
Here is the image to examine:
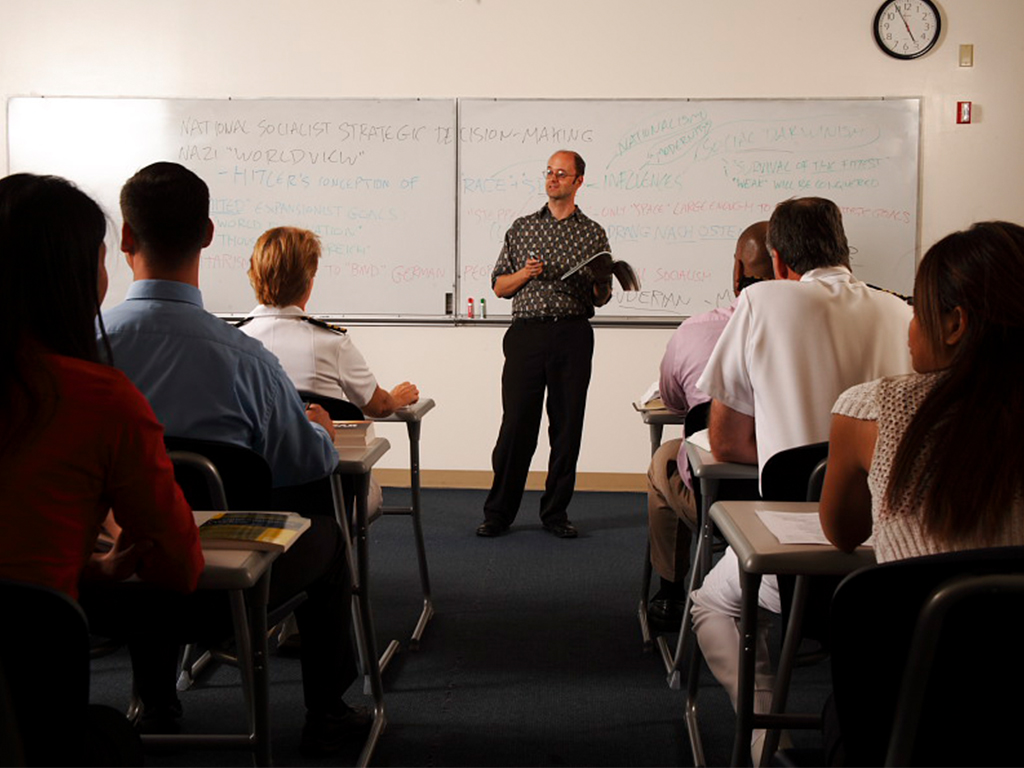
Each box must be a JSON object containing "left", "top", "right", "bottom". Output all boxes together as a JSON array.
[
  {"left": 687, "top": 428, "right": 712, "bottom": 453},
  {"left": 756, "top": 510, "right": 874, "bottom": 547}
]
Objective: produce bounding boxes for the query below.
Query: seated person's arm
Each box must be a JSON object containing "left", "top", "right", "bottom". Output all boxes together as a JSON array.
[
  {"left": 86, "top": 392, "right": 204, "bottom": 592},
  {"left": 85, "top": 512, "right": 156, "bottom": 582},
  {"left": 708, "top": 399, "right": 757, "bottom": 465},
  {"left": 361, "top": 382, "right": 420, "bottom": 418},
  {"left": 819, "top": 413, "right": 876, "bottom": 552},
  {"left": 305, "top": 402, "right": 335, "bottom": 441},
  {"left": 260, "top": 379, "right": 339, "bottom": 487}
]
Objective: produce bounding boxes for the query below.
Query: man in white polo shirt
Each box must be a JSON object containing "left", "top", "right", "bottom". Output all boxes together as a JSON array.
[{"left": 692, "top": 196, "right": 913, "bottom": 763}]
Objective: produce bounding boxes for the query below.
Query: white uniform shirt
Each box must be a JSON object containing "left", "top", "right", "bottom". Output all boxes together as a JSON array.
[
  {"left": 239, "top": 305, "right": 379, "bottom": 408},
  {"left": 696, "top": 266, "right": 913, "bottom": 484}
]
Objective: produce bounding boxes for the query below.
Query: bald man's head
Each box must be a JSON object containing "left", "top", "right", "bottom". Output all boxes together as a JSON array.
[{"left": 733, "top": 221, "right": 773, "bottom": 296}]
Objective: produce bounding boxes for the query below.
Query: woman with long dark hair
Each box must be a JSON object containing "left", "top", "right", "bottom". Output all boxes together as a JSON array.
[
  {"left": 0, "top": 173, "right": 202, "bottom": 598},
  {"left": 821, "top": 220, "right": 1024, "bottom": 557}
]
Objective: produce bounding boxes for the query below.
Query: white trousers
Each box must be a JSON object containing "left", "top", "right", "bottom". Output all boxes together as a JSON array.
[
  {"left": 691, "top": 546, "right": 781, "bottom": 617},
  {"left": 690, "top": 547, "right": 782, "bottom": 763}
]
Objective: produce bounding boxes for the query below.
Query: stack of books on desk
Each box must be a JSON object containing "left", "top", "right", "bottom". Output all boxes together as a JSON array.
[{"left": 332, "top": 420, "right": 376, "bottom": 448}]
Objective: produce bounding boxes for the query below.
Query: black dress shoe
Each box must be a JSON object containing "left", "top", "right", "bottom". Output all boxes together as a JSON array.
[
  {"left": 476, "top": 520, "right": 509, "bottom": 537},
  {"left": 647, "top": 597, "right": 687, "bottom": 632},
  {"left": 543, "top": 520, "right": 578, "bottom": 539},
  {"left": 136, "top": 699, "right": 183, "bottom": 735}
]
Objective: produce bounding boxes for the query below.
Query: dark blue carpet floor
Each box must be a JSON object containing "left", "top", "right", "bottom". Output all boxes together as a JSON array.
[{"left": 89, "top": 488, "right": 832, "bottom": 767}]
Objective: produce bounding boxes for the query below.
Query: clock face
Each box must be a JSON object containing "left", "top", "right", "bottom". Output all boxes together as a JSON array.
[{"left": 874, "top": 0, "right": 941, "bottom": 59}]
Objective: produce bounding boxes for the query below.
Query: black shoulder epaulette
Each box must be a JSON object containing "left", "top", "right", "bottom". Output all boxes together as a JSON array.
[
  {"left": 302, "top": 317, "right": 347, "bottom": 334},
  {"left": 866, "top": 283, "right": 913, "bottom": 305},
  {"left": 234, "top": 317, "right": 254, "bottom": 328}
]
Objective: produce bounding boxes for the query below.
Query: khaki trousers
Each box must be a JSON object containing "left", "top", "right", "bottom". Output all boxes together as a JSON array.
[{"left": 646, "top": 438, "right": 699, "bottom": 583}]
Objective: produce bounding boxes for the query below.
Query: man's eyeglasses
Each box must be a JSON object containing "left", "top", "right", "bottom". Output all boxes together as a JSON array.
[{"left": 544, "top": 169, "right": 577, "bottom": 180}]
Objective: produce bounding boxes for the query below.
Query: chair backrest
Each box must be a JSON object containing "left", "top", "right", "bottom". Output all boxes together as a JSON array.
[
  {"left": 0, "top": 578, "right": 89, "bottom": 764},
  {"left": 806, "top": 457, "right": 828, "bottom": 503},
  {"left": 763, "top": 442, "right": 833, "bottom": 647},
  {"left": 166, "top": 451, "right": 229, "bottom": 510},
  {"left": 683, "top": 400, "right": 710, "bottom": 439},
  {"left": 297, "top": 391, "right": 365, "bottom": 421},
  {"left": 164, "top": 436, "right": 273, "bottom": 511},
  {"left": 829, "top": 546, "right": 1024, "bottom": 766},
  {"left": 760, "top": 441, "right": 829, "bottom": 502}
]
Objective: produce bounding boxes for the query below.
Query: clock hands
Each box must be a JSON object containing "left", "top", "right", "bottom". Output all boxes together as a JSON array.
[{"left": 894, "top": 4, "right": 917, "bottom": 43}]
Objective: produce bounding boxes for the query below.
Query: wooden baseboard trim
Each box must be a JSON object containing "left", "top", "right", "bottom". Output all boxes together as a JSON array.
[{"left": 375, "top": 468, "right": 645, "bottom": 493}]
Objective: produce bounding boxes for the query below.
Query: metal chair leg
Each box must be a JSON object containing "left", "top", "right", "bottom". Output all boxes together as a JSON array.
[{"left": 638, "top": 541, "right": 654, "bottom": 652}]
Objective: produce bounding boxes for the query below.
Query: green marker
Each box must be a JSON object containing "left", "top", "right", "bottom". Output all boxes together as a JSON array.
[{"left": 479, "top": 298, "right": 487, "bottom": 319}]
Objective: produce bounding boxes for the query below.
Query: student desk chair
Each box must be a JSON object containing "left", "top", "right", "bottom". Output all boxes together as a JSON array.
[
  {"left": 706, "top": 501, "right": 874, "bottom": 767},
  {"left": 637, "top": 404, "right": 686, "bottom": 457},
  {"left": 333, "top": 437, "right": 391, "bottom": 768},
  {"left": 138, "top": 520, "right": 285, "bottom": 767},
  {"left": 2, "top": 578, "right": 141, "bottom": 766},
  {"left": 656, "top": 435, "right": 759, "bottom": 695},
  {"left": 371, "top": 398, "right": 436, "bottom": 653},
  {"left": 681, "top": 442, "right": 829, "bottom": 767},
  {"left": 827, "top": 546, "right": 1024, "bottom": 767},
  {"left": 301, "top": 391, "right": 437, "bottom": 662},
  {"left": 637, "top": 402, "right": 700, "bottom": 653}
]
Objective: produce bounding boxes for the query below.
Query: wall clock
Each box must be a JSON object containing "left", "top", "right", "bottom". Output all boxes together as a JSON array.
[{"left": 874, "top": 0, "right": 941, "bottom": 59}]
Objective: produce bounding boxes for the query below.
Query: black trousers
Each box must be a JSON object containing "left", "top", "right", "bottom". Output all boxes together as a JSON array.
[
  {"left": 81, "top": 515, "right": 356, "bottom": 715},
  {"left": 484, "top": 316, "right": 594, "bottom": 526}
]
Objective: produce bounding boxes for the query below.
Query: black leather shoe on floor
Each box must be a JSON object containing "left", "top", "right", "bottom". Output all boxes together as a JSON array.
[
  {"left": 475, "top": 520, "right": 509, "bottom": 537},
  {"left": 543, "top": 520, "right": 578, "bottom": 539},
  {"left": 647, "top": 597, "right": 687, "bottom": 632},
  {"left": 135, "top": 698, "right": 183, "bottom": 735},
  {"left": 301, "top": 704, "right": 373, "bottom": 758}
]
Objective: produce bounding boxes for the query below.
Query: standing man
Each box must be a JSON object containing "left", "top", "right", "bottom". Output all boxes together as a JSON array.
[{"left": 477, "top": 150, "right": 612, "bottom": 539}]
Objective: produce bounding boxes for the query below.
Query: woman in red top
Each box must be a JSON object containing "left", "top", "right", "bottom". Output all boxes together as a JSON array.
[{"left": 0, "top": 173, "right": 203, "bottom": 599}]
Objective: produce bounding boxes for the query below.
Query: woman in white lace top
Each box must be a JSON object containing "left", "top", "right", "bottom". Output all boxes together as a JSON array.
[{"left": 820, "top": 221, "right": 1024, "bottom": 562}]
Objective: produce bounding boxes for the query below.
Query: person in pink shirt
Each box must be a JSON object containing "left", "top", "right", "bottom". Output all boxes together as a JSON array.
[{"left": 646, "top": 222, "right": 772, "bottom": 630}]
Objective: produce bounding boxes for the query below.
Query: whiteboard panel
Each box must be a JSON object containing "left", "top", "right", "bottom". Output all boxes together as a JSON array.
[
  {"left": 8, "top": 96, "right": 918, "bottom": 321},
  {"left": 8, "top": 97, "right": 456, "bottom": 317},
  {"left": 459, "top": 98, "right": 919, "bottom": 318}
]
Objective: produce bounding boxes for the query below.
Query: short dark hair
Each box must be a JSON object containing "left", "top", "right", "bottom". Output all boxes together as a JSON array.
[
  {"left": 766, "top": 197, "right": 850, "bottom": 274},
  {"left": 120, "top": 162, "right": 210, "bottom": 268},
  {"left": 554, "top": 149, "right": 585, "bottom": 177}
]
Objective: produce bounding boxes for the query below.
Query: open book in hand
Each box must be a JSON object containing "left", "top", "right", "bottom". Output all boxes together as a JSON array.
[
  {"left": 561, "top": 251, "right": 641, "bottom": 291},
  {"left": 197, "top": 511, "right": 311, "bottom": 552}
]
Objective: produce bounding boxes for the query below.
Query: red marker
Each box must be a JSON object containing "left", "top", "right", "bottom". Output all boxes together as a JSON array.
[{"left": 467, "top": 297, "right": 474, "bottom": 319}]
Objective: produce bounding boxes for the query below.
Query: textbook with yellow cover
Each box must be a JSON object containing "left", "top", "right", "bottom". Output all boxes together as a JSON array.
[{"left": 197, "top": 512, "right": 310, "bottom": 552}]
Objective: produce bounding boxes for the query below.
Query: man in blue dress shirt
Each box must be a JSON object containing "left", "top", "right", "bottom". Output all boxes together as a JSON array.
[{"left": 97, "top": 161, "right": 367, "bottom": 756}]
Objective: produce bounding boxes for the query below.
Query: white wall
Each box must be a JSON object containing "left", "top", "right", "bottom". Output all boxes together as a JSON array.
[{"left": 4, "top": 0, "right": 1023, "bottom": 476}]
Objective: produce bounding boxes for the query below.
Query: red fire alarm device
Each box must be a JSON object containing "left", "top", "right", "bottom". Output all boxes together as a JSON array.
[{"left": 957, "top": 101, "right": 972, "bottom": 124}]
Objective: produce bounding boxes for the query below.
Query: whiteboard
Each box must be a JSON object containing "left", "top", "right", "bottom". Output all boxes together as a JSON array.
[
  {"left": 7, "top": 96, "right": 919, "bottom": 321},
  {"left": 7, "top": 97, "right": 457, "bottom": 317},
  {"left": 459, "top": 98, "right": 919, "bottom": 318}
]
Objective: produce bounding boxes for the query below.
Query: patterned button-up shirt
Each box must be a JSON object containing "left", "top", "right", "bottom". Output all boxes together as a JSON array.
[{"left": 491, "top": 205, "right": 611, "bottom": 319}]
